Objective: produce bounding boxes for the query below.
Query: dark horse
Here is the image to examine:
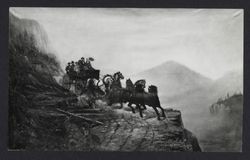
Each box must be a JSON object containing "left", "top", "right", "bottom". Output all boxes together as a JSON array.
[
  {"left": 125, "top": 79, "right": 166, "bottom": 120},
  {"left": 106, "top": 78, "right": 166, "bottom": 120},
  {"left": 126, "top": 79, "right": 146, "bottom": 110}
]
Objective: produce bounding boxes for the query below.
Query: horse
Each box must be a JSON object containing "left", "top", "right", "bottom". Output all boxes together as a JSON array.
[
  {"left": 125, "top": 84, "right": 166, "bottom": 120},
  {"left": 102, "top": 72, "right": 125, "bottom": 108},
  {"left": 125, "top": 78, "right": 134, "bottom": 91},
  {"left": 134, "top": 79, "right": 146, "bottom": 93},
  {"left": 107, "top": 78, "right": 166, "bottom": 120},
  {"left": 126, "top": 79, "right": 147, "bottom": 111},
  {"left": 102, "top": 72, "right": 124, "bottom": 91}
]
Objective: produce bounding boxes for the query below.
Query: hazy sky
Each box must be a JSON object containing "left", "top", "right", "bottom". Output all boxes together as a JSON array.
[{"left": 10, "top": 8, "right": 243, "bottom": 79}]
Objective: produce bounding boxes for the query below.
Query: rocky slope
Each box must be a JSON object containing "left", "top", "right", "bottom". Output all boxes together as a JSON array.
[
  {"left": 64, "top": 102, "right": 201, "bottom": 151},
  {"left": 9, "top": 12, "right": 51, "bottom": 53},
  {"left": 22, "top": 100, "right": 201, "bottom": 151},
  {"left": 8, "top": 12, "right": 75, "bottom": 149}
]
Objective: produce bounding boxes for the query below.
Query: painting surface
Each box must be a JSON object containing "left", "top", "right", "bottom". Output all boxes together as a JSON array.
[{"left": 8, "top": 8, "right": 243, "bottom": 151}]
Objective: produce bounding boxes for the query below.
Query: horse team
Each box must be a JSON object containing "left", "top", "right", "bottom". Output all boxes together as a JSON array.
[{"left": 102, "top": 72, "right": 166, "bottom": 120}]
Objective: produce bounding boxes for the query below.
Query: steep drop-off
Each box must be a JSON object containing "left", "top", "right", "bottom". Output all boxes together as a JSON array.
[{"left": 200, "top": 94, "right": 243, "bottom": 152}]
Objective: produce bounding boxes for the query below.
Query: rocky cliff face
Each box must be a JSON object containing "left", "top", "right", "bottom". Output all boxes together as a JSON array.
[
  {"left": 63, "top": 103, "right": 201, "bottom": 151},
  {"left": 8, "top": 12, "right": 73, "bottom": 149},
  {"left": 24, "top": 100, "right": 201, "bottom": 152},
  {"left": 9, "top": 12, "right": 51, "bottom": 53}
]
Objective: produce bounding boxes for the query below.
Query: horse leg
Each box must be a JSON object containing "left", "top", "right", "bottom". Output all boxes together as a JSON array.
[
  {"left": 128, "top": 102, "right": 132, "bottom": 107},
  {"left": 128, "top": 103, "right": 135, "bottom": 113},
  {"left": 119, "top": 101, "right": 123, "bottom": 109},
  {"left": 152, "top": 107, "right": 161, "bottom": 120},
  {"left": 158, "top": 106, "right": 166, "bottom": 118},
  {"left": 137, "top": 104, "right": 143, "bottom": 118}
]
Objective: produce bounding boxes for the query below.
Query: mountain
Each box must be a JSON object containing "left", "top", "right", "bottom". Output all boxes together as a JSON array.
[
  {"left": 9, "top": 12, "right": 63, "bottom": 76},
  {"left": 211, "top": 71, "right": 243, "bottom": 96},
  {"left": 9, "top": 12, "right": 51, "bottom": 53},
  {"left": 9, "top": 12, "right": 75, "bottom": 149},
  {"left": 131, "top": 61, "right": 213, "bottom": 98}
]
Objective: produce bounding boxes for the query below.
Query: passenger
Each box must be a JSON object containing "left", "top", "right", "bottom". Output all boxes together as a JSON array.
[
  {"left": 65, "top": 62, "right": 71, "bottom": 74},
  {"left": 79, "top": 57, "right": 86, "bottom": 72},
  {"left": 81, "top": 57, "right": 85, "bottom": 64},
  {"left": 86, "top": 57, "right": 94, "bottom": 70},
  {"left": 69, "top": 61, "right": 76, "bottom": 80}
]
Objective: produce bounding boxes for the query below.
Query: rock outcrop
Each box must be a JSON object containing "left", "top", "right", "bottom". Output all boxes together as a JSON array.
[
  {"left": 21, "top": 100, "right": 201, "bottom": 151},
  {"left": 87, "top": 107, "right": 201, "bottom": 151}
]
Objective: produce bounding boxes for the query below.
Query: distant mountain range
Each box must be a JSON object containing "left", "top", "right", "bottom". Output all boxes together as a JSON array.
[
  {"left": 130, "top": 60, "right": 243, "bottom": 110},
  {"left": 131, "top": 61, "right": 212, "bottom": 97},
  {"left": 212, "top": 71, "right": 243, "bottom": 94}
]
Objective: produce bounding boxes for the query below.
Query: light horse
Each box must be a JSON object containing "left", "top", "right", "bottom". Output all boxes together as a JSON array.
[{"left": 102, "top": 72, "right": 125, "bottom": 108}]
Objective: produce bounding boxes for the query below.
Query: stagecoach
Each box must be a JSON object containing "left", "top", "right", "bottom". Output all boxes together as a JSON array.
[
  {"left": 62, "top": 68, "right": 100, "bottom": 93},
  {"left": 75, "top": 69, "right": 100, "bottom": 80}
]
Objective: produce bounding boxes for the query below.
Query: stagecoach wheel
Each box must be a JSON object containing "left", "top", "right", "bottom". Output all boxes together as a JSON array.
[{"left": 75, "top": 81, "right": 83, "bottom": 95}]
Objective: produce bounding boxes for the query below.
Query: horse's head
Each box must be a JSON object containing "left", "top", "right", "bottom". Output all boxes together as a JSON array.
[
  {"left": 86, "top": 78, "right": 95, "bottom": 88},
  {"left": 126, "top": 78, "right": 133, "bottom": 85},
  {"left": 135, "top": 79, "right": 146, "bottom": 89},
  {"left": 148, "top": 85, "right": 158, "bottom": 94},
  {"left": 114, "top": 71, "right": 124, "bottom": 80},
  {"left": 126, "top": 78, "right": 134, "bottom": 90}
]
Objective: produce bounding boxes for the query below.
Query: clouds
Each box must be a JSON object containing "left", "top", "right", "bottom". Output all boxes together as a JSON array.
[{"left": 10, "top": 8, "right": 243, "bottom": 79}]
